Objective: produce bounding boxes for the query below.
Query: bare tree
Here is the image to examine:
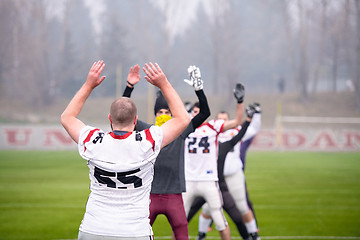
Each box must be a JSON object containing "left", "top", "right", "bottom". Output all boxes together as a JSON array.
[
  {"left": 311, "top": 0, "right": 327, "bottom": 94},
  {"left": 281, "top": 0, "right": 297, "bottom": 93},
  {"left": 354, "top": 0, "right": 360, "bottom": 109},
  {"left": 0, "top": 0, "right": 53, "bottom": 107}
]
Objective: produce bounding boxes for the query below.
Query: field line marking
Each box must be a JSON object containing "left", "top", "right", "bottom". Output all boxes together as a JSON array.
[
  {"left": 154, "top": 237, "right": 360, "bottom": 240},
  {"left": 0, "top": 203, "right": 83, "bottom": 209},
  {"left": 56, "top": 236, "right": 360, "bottom": 240}
]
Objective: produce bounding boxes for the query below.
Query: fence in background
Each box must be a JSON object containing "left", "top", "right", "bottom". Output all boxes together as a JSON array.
[{"left": 0, "top": 124, "right": 359, "bottom": 151}]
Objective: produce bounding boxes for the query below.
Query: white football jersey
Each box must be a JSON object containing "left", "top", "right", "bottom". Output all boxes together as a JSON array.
[
  {"left": 221, "top": 113, "right": 262, "bottom": 176},
  {"left": 218, "top": 127, "right": 243, "bottom": 176},
  {"left": 241, "top": 113, "right": 261, "bottom": 142},
  {"left": 77, "top": 125, "right": 163, "bottom": 237},
  {"left": 184, "top": 119, "right": 224, "bottom": 181}
]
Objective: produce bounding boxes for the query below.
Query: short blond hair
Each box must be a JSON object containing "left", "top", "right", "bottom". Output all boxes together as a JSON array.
[{"left": 110, "top": 97, "right": 137, "bottom": 127}]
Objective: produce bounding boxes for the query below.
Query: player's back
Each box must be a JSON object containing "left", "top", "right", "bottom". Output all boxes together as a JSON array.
[{"left": 77, "top": 125, "right": 163, "bottom": 237}]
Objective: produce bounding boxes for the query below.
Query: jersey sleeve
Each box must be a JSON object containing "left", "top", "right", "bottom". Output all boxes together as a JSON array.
[
  {"left": 148, "top": 125, "right": 163, "bottom": 154},
  {"left": 180, "top": 122, "right": 195, "bottom": 139},
  {"left": 78, "top": 126, "right": 104, "bottom": 158},
  {"left": 242, "top": 113, "right": 261, "bottom": 141}
]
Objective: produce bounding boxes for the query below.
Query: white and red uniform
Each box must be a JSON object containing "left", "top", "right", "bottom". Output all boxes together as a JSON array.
[
  {"left": 218, "top": 127, "right": 243, "bottom": 177},
  {"left": 183, "top": 119, "right": 229, "bottom": 231},
  {"left": 219, "top": 113, "right": 262, "bottom": 215},
  {"left": 184, "top": 119, "right": 224, "bottom": 181},
  {"left": 77, "top": 125, "right": 163, "bottom": 237}
]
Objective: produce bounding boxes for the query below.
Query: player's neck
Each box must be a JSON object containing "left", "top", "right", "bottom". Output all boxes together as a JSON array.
[{"left": 112, "top": 125, "right": 135, "bottom": 132}]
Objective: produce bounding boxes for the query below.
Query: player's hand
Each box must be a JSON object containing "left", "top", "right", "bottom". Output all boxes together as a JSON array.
[
  {"left": 233, "top": 83, "right": 245, "bottom": 103},
  {"left": 86, "top": 60, "right": 106, "bottom": 89},
  {"left": 127, "top": 64, "right": 141, "bottom": 87},
  {"left": 184, "top": 65, "right": 203, "bottom": 91},
  {"left": 253, "top": 102, "right": 261, "bottom": 113},
  {"left": 143, "top": 62, "right": 168, "bottom": 88},
  {"left": 245, "top": 105, "right": 256, "bottom": 119}
]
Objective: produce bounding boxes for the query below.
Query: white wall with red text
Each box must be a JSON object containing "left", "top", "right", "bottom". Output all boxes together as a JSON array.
[{"left": 0, "top": 125, "right": 359, "bottom": 151}]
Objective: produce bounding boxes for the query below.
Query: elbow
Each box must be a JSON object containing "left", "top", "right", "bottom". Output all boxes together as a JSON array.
[
  {"left": 60, "top": 112, "right": 69, "bottom": 128},
  {"left": 205, "top": 109, "right": 211, "bottom": 119},
  {"left": 179, "top": 114, "right": 190, "bottom": 130},
  {"left": 60, "top": 113, "right": 66, "bottom": 126},
  {"left": 200, "top": 108, "right": 211, "bottom": 119}
]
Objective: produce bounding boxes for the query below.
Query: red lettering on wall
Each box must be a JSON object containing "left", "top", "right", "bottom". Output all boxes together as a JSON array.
[
  {"left": 311, "top": 132, "right": 337, "bottom": 148},
  {"left": 5, "top": 129, "right": 32, "bottom": 146},
  {"left": 282, "top": 131, "right": 306, "bottom": 148},
  {"left": 252, "top": 131, "right": 275, "bottom": 148},
  {"left": 44, "top": 130, "right": 74, "bottom": 146},
  {"left": 343, "top": 132, "right": 360, "bottom": 148}
]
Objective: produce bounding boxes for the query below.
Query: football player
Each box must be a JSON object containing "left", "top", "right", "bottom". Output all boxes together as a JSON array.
[
  {"left": 182, "top": 82, "right": 245, "bottom": 240},
  {"left": 188, "top": 103, "right": 262, "bottom": 240},
  {"left": 61, "top": 61, "right": 189, "bottom": 240},
  {"left": 123, "top": 65, "right": 211, "bottom": 240}
]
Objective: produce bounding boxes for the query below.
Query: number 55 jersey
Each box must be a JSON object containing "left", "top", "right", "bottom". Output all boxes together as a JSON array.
[
  {"left": 184, "top": 119, "right": 224, "bottom": 181},
  {"left": 77, "top": 125, "right": 163, "bottom": 237}
]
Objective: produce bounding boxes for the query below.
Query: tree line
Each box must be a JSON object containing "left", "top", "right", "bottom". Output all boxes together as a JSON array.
[{"left": 1, "top": 0, "right": 359, "bottom": 110}]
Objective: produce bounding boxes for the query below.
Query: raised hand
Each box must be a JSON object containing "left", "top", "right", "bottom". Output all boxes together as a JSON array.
[
  {"left": 184, "top": 65, "right": 203, "bottom": 91},
  {"left": 245, "top": 105, "right": 256, "bottom": 119},
  {"left": 127, "top": 64, "right": 141, "bottom": 87},
  {"left": 252, "top": 102, "right": 261, "bottom": 113},
  {"left": 86, "top": 60, "right": 106, "bottom": 89},
  {"left": 233, "top": 83, "right": 245, "bottom": 103},
  {"left": 143, "top": 62, "right": 167, "bottom": 88}
]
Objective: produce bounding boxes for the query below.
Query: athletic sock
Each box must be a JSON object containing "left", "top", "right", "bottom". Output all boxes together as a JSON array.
[
  {"left": 198, "top": 214, "right": 212, "bottom": 233},
  {"left": 245, "top": 219, "right": 258, "bottom": 234}
]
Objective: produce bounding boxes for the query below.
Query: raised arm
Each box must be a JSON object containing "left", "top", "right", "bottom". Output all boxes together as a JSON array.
[
  {"left": 61, "top": 60, "right": 106, "bottom": 143},
  {"left": 217, "top": 106, "right": 255, "bottom": 183},
  {"left": 123, "top": 64, "right": 141, "bottom": 97},
  {"left": 227, "top": 105, "right": 255, "bottom": 147},
  {"left": 242, "top": 103, "right": 262, "bottom": 141},
  {"left": 143, "top": 62, "right": 190, "bottom": 148},
  {"left": 222, "top": 83, "right": 245, "bottom": 131},
  {"left": 122, "top": 64, "right": 151, "bottom": 131},
  {"left": 184, "top": 65, "right": 210, "bottom": 130}
]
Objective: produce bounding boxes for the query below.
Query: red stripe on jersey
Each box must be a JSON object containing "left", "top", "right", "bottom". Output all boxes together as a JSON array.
[
  {"left": 145, "top": 129, "right": 155, "bottom": 151},
  {"left": 204, "top": 121, "right": 223, "bottom": 134},
  {"left": 83, "top": 128, "right": 100, "bottom": 152},
  {"left": 110, "top": 131, "right": 132, "bottom": 139}
]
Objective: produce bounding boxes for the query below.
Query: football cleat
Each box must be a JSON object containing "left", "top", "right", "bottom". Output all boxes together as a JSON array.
[
  {"left": 249, "top": 232, "right": 261, "bottom": 240},
  {"left": 196, "top": 232, "right": 207, "bottom": 240}
]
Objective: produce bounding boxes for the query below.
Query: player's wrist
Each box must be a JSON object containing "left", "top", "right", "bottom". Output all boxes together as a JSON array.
[
  {"left": 158, "top": 79, "right": 172, "bottom": 90},
  {"left": 127, "top": 81, "right": 135, "bottom": 88},
  {"left": 83, "top": 82, "right": 96, "bottom": 91},
  {"left": 237, "top": 98, "right": 244, "bottom": 104}
]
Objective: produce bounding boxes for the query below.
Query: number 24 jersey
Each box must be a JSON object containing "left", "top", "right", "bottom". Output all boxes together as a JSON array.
[{"left": 184, "top": 119, "right": 224, "bottom": 181}]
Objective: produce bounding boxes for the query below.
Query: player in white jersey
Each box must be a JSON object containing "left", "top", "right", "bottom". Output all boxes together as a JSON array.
[
  {"left": 192, "top": 104, "right": 262, "bottom": 240},
  {"left": 182, "top": 83, "right": 246, "bottom": 240},
  {"left": 61, "top": 61, "right": 189, "bottom": 240},
  {"left": 207, "top": 108, "right": 261, "bottom": 239}
]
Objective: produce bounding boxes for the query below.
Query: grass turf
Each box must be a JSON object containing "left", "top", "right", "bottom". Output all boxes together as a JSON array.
[{"left": 0, "top": 151, "right": 359, "bottom": 239}]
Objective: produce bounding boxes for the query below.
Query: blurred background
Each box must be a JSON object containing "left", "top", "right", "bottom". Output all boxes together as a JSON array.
[
  {"left": 0, "top": 2, "right": 359, "bottom": 238},
  {"left": 0, "top": 0, "right": 359, "bottom": 145}
]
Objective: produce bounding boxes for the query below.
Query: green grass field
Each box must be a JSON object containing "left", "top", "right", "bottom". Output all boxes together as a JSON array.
[{"left": 0, "top": 151, "right": 359, "bottom": 240}]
